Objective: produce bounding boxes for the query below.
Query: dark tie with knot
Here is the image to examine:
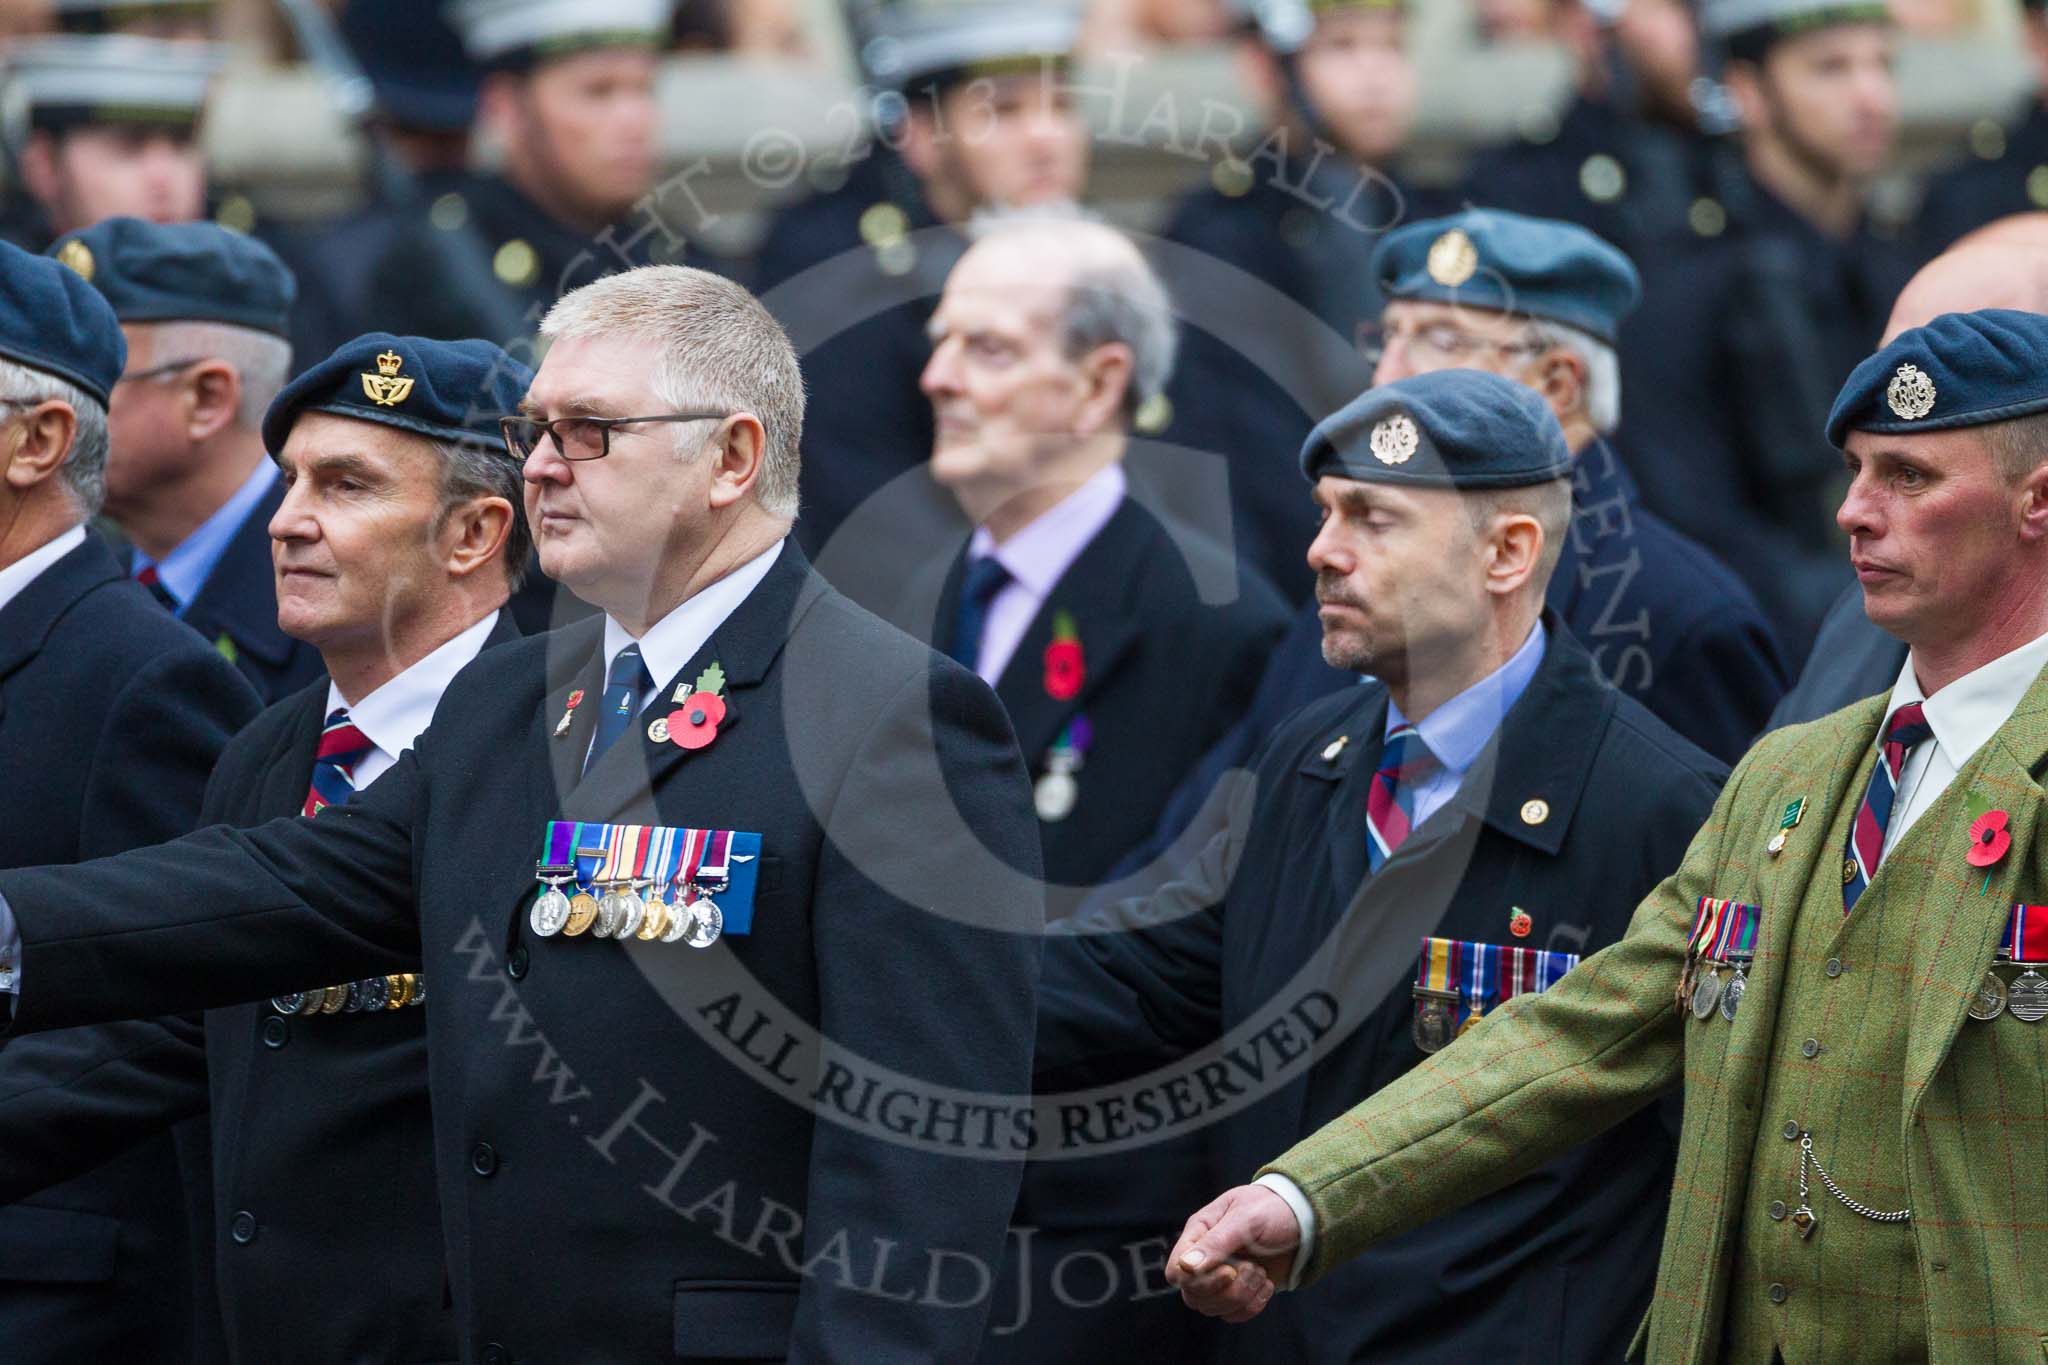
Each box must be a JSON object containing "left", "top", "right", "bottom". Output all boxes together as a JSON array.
[
  {"left": 949, "top": 555, "right": 1012, "bottom": 673},
  {"left": 585, "top": 643, "right": 654, "bottom": 776}
]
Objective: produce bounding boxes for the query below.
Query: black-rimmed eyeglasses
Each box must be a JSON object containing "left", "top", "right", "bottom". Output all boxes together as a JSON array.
[{"left": 500, "top": 411, "right": 731, "bottom": 463}]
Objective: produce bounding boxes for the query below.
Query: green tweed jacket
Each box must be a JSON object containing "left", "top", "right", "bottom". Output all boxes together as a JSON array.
[{"left": 1265, "top": 661, "right": 2048, "bottom": 1364}]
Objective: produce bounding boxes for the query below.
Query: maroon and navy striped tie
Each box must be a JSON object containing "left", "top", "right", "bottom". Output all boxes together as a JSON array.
[
  {"left": 1367, "top": 723, "right": 1439, "bottom": 873},
  {"left": 303, "top": 709, "right": 375, "bottom": 817},
  {"left": 1843, "top": 702, "right": 1934, "bottom": 913}
]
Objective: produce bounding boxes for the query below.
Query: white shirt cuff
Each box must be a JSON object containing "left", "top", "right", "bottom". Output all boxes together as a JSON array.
[
  {"left": 1253, "top": 1172, "right": 1314, "bottom": 1291},
  {"left": 0, "top": 887, "right": 18, "bottom": 994}
]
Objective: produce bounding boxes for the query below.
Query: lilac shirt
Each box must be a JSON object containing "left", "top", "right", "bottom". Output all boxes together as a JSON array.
[{"left": 963, "top": 464, "right": 1126, "bottom": 687}]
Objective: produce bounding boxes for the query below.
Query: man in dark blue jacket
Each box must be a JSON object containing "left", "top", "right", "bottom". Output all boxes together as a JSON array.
[{"left": 0, "top": 238, "right": 259, "bottom": 1364}]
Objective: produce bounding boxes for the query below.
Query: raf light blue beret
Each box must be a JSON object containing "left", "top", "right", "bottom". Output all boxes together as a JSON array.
[
  {"left": 1371, "top": 209, "right": 1641, "bottom": 344},
  {"left": 0, "top": 236, "right": 125, "bottom": 405},
  {"left": 50, "top": 217, "right": 296, "bottom": 338},
  {"left": 1825, "top": 309, "right": 2048, "bottom": 448},
  {"left": 263, "top": 332, "right": 533, "bottom": 457},
  {"left": 1301, "top": 368, "right": 1574, "bottom": 490}
]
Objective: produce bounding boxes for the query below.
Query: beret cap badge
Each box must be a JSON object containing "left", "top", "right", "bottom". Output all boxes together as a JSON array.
[
  {"left": 54, "top": 239, "right": 92, "bottom": 282},
  {"left": 361, "top": 349, "right": 415, "bottom": 408},
  {"left": 1370, "top": 413, "right": 1420, "bottom": 466},
  {"left": 1425, "top": 229, "right": 1479, "bottom": 288},
  {"left": 1887, "top": 362, "right": 1936, "bottom": 421}
]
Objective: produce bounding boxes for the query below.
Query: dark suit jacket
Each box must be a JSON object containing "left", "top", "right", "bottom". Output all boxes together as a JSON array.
[
  {"left": 925, "top": 497, "right": 1288, "bottom": 898},
  {"left": 118, "top": 475, "right": 325, "bottom": 705},
  {"left": 0, "top": 610, "right": 522, "bottom": 1364},
  {"left": 0, "top": 531, "right": 260, "bottom": 1364},
  {"left": 1037, "top": 619, "right": 1726, "bottom": 1363},
  {"left": 2, "top": 543, "right": 1044, "bottom": 1365}
]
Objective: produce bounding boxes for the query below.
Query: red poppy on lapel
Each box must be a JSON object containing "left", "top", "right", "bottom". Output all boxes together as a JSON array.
[
  {"left": 1967, "top": 809, "right": 2012, "bottom": 869},
  {"left": 1045, "top": 609, "right": 1084, "bottom": 702}
]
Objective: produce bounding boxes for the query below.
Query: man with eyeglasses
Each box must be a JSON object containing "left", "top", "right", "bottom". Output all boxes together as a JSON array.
[
  {"left": 0, "top": 265, "right": 1045, "bottom": 1363},
  {"left": 0, "top": 236, "right": 259, "bottom": 1365},
  {"left": 50, "top": 217, "right": 323, "bottom": 703}
]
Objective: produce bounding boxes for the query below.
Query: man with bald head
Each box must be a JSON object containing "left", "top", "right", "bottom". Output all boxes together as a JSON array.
[{"left": 1771, "top": 214, "right": 2048, "bottom": 726}]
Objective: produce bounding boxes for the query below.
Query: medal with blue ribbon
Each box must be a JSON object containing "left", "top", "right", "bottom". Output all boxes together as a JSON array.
[{"left": 1413, "top": 936, "right": 1580, "bottom": 1053}]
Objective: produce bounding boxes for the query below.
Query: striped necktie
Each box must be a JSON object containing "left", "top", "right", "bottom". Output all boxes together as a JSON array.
[
  {"left": 1843, "top": 701, "right": 1935, "bottom": 913},
  {"left": 1367, "top": 723, "right": 1439, "bottom": 873},
  {"left": 303, "top": 709, "right": 376, "bottom": 817}
]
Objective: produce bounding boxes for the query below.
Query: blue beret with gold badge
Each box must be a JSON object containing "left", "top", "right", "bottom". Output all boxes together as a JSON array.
[
  {"left": 1372, "top": 209, "right": 1641, "bottom": 344},
  {"left": 50, "top": 217, "right": 296, "bottom": 338},
  {"left": 263, "top": 332, "right": 533, "bottom": 456},
  {"left": 1825, "top": 309, "right": 2048, "bottom": 448},
  {"left": 1302, "top": 368, "right": 1573, "bottom": 489},
  {"left": 0, "top": 236, "right": 125, "bottom": 405}
]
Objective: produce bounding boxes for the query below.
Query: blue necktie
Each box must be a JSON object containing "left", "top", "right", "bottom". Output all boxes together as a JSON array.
[
  {"left": 949, "top": 556, "right": 1012, "bottom": 672},
  {"left": 585, "top": 644, "right": 653, "bottom": 775}
]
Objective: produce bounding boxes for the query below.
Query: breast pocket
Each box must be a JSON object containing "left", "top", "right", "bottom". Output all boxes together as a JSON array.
[{"left": 673, "top": 1278, "right": 799, "bottom": 1361}]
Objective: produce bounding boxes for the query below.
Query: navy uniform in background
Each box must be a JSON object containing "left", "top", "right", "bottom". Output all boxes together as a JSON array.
[
  {"left": 1912, "top": 0, "right": 2048, "bottom": 255},
  {"left": 1618, "top": 0, "right": 1914, "bottom": 653},
  {"left": 0, "top": 335, "right": 534, "bottom": 1365},
  {"left": 0, "top": 238, "right": 261, "bottom": 1365},
  {"left": 49, "top": 216, "right": 325, "bottom": 704},
  {"left": 754, "top": 4, "right": 1087, "bottom": 564},
  {"left": 1155, "top": 0, "right": 1454, "bottom": 603},
  {"left": 1035, "top": 371, "right": 1726, "bottom": 1364}
]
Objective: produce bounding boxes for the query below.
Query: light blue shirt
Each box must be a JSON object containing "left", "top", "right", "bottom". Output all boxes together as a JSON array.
[
  {"left": 130, "top": 460, "right": 277, "bottom": 613},
  {"left": 1384, "top": 618, "right": 1548, "bottom": 833}
]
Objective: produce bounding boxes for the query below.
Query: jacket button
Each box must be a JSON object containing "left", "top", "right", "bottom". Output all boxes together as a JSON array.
[
  {"left": 1802, "top": 1038, "right": 1821, "bottom": 1059},
  {"left": 1768, "top": 1200, "right": 1787, "bottom": 1221},
  {"left": 482, "top": 1345, "right": 509, "bottom": 1365},
  {"left": 261, "top": 1016, "right": 290, "bottom": 1049},
  {"left": 470, "top": 1142, "right": 498, "bottom": 1177},
  {"left": 1783, "top": 1120, "right": 1800, "bottom": 1141},
  {"left": 229, "top": 1211, "right": 257, "bottom": 1244},
  {"left": 1768, "top": 1282, "right": 1789, "bottom": 1305},
  {"left": 1825, "top": 958, "right": 1843, "bottom": 978},
  {"left": 507, "top": 946, "right": 530, "bottom": 980}
]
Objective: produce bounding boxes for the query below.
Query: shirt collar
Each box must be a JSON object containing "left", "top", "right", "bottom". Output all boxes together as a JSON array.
[
  {"left": 1386, "top": 619, "right": 1548, "bottom": 777},
  {"left": 132, "top": 460, "right": 277, "bottom": 611},
  {"left": 1889, "top": 626, "right": 2048, "bottom": 770},
  {"left": 0, "top": 524, "right": 86, "bottom": 616},
  {"left": 966, "top": 464, "right": 1126, "bottom": 598},
  {"left": 326, "top": 608, "right": 502, "bottom": 762},
  {"left": 601, "top": 539, "right": 785, "bottom": 690}
]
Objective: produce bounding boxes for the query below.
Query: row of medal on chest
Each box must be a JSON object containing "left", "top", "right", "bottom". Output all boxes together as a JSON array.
[
  {"left": 528, "top": 865, "right": 724, "bottom": 949},
  {"left": 271, "top": 973, "right": 427, "bottom": 1017},
  {"left": 1682, "top": 952, "right": 2048, "bottom": 1026}
]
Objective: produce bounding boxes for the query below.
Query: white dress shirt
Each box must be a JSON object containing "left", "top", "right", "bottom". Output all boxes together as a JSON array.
[
  {"left": 1880, "top": 626, "right": 2048, "bottom": 857},
  {"left": 597, "top": 540, "right": 784, "bottom": 717},
  {"left": 962, "top": 465, "right": 1125, "bottom": 686},
  {"left": 0, "top": 524, "right": 85, "bottom": 617},
  {"left": 330, "top": 609, "right": 501, "bottom": 790}
]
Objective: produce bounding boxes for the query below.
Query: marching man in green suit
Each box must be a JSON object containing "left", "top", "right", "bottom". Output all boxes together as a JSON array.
[{"left": 1165, "top": 306, "right": 2048, "bottom": 1364}]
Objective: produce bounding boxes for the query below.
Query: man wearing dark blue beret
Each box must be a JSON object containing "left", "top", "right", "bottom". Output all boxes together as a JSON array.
[
  {"left": 0, "top": 236, "right": 260, "bottom": 1363},
  {"left": 1036, "top": 366, "right": 1727, "bottom": 1364},
  {"left": 50, "top": 216, "right": 323, "bottom": 704},
  {"left": 1172, "top": 306, "right": 2048, "bottom": 1363},
  {"left": 0, "top": 265, "right": 1044, "bottom": 1363},
  {"left": 0, "top": 331, "right": 533, "bottom": 1365}
]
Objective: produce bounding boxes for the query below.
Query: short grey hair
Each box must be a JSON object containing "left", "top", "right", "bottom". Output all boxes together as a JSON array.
[
  {"left": 1523, "top": 318, "right": 1621, "bottom": 435},
  {"left": 969, "top": 207, "right": 1181, "bottom": 422},
  {"left": 144, "top": 321, "right": 293, "bottom": 429},
  {"left": 431, "top": 439, "right": 533, "bottom": 584},
  {"left": 0, "top": 357, "right": 109, "bottom": 519},
  {"left": 539, "top": 266, "right": 806, "bottom": 522},
  {"left": 1464, "top": 474, "right": 1574, "bottom": 583}
]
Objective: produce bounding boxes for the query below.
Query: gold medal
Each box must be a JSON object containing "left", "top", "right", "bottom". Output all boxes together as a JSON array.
[
  {"left": 648, "top": 717, "right": 671, "bottom": 744},
  {"left": 319, "top": 983, "right": 350, "bottom": 1014},
  {"left": 637, "top": 897, "right": 670, "bottom": 941},
  {"left": 384, "top": 974, "right": 409, "bottom": 1009},
  {"left": 564, "top": 892, "right": 599, "bottom": 936}
]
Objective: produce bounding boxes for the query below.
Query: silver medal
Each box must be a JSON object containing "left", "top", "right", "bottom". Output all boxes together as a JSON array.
[
  {"left": 1719, "top": 965, "right": 1747, "bottom": 1022},
  {"left": 1412, "top": 989, "right": 1455, "bottom": 1054},
  {"left": 680, "top": 898, "right": 723, "bottom": 949},
  {"left": 1035, "top": 770, "right": 1079, "bottom": 823},
  {"left": 529, "top": 886, "right": 572, "bottom": 938},
  {"left": 1968, "top": 969, "right": 2007, "bottom": 1022},
  {"left": 1691, "top": 966, "right": 1724, "bottom": 1020},
  {"left": 270, "top": 992, "right": 307, "bottom": 1016},
  {"left": 358, "top": 975, "right": 390, "bottom": 1012},
  {"left": 614, "top": 887, "right": 647, "bottom": 940},
  {"left": 2008, "top": 966, "right": 2048, "bottom": 1022},
  {"left": 594, "top": 888, "right": 627, "bottom": 939}
]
